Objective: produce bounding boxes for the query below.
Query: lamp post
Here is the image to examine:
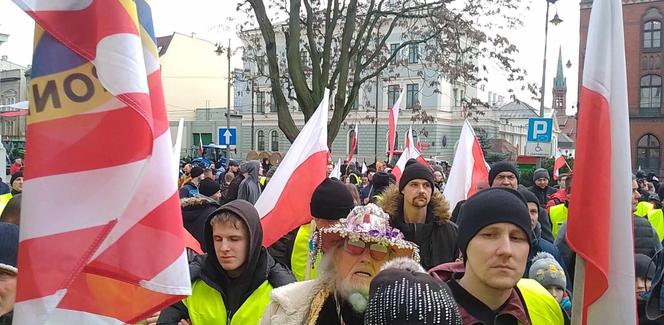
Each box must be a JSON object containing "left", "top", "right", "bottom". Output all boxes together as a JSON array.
[
  {"left": 245, "top": 77, "right": 255, "bottom": 150},
  {"left": 539, "top": 0, "right": 563, "bottom": 117}
]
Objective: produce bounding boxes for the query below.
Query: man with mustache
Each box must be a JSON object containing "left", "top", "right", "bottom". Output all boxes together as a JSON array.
[
  {"left": 379, "top": 159, "right": 458, "bottom": 270},
  {"left": 429, "top": 188, "right": 568, "bottom": 324},
  {"left": 259, "top": 204, "right": 419, "bottom": 325}
]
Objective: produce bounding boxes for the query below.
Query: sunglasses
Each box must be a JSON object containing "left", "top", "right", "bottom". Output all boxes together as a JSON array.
[{"left": 344, "top": 239, "right": 390, "bottom": 261}]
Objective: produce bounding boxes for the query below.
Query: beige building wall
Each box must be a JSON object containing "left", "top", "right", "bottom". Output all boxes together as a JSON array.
[{"left": 160, "top": 33, "right": 230, "bottom": 121}]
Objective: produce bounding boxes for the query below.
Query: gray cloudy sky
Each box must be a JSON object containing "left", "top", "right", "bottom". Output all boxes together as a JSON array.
[{"left": 0, "top": 0, "right": 580, "bottom": 112}]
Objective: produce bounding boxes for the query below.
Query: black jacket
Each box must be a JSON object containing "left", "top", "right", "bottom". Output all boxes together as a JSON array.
[
  {"left": 379, "top": 184, "right": 459, "bottom": 270},
  {"left": 634, "top": 216, "right": 663, "bottom": 258},
  {"left": 528, "top": 185, "right": 557, "bottom": 208},
  {"left": 221, "top": 174, "right": 245, "bottom": 204},
  {"left": 0, "top": 312, "right": 11, "bottom": 325},
  {"left": 180, "top": 195, "right": 219, "bottom": 252},
  {"left": 267, "top": 227, "right": 299, "bottom": 270},
  {"left": 538, "top": 206, "right": 555, "bottom": 243},
  {"left": 158, "top": 200, "right": 295, "bottom": 324}
]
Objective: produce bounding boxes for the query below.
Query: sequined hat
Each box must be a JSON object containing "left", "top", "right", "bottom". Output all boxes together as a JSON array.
[{"left": 318, "top": 204, "right": 419, "bottom": 261}]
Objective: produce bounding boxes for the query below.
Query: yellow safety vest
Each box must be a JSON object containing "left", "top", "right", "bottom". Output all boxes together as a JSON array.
[
  {"left": 647, "top": 208, "right": 664, "bottom": 241},
  {"left": 636, "top": 201, "right": 655, "bottom": 218},
  {"left": 259, "top": 176, "right": 267, "bottom": 187},
  {"left": 549, "top": 204, "right": 568, "bottom": 239},
  {"left": 517, "top": 279, "right": 566, "bottom": 324},
  {"left": 291, "top": 223, "right": 320, "bottom": 282},
  {"left": 183, "top": 279, "right": 272, "bottom": 325},
  {"left": 0, "top": 193, "right": 12, "bottom": 215}
]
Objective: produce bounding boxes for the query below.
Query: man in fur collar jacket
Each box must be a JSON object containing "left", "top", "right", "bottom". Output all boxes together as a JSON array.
[{"left": 379, "top": 160, "right": 459, "bottom": 270}]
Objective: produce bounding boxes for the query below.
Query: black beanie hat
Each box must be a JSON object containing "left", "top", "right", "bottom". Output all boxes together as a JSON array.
[
  {"left": 372, "top": 171, "right": 391, "bottom": 189},
  {"left": 190, "top": 167, "right": 204, "bottom": 178},
  {"left": 365, "top": 258, "right": 462, "bottom": 325},
  {"left": 457, "top": 187, "right": 532, "bottom": 260},
  {"left": 488, "top": 161, "right": 519, "bottom": 186},
  {"left": 518, "top": 188, "right": 539, "bottom": 205},
  {"left": 10, "top": 171, "right": 23, "bottom": 187},
  {"left": 398, "top": 159, "right": 434, "bottom": 191},
  {"left": 199, "top": 179, "right": 221, "bottom": 197},
  {"left": 310, "top": 178, "right": 355, "bottom": 220},
  {"left": 635, "top": 253, "right": 655, "bottom": 280}
]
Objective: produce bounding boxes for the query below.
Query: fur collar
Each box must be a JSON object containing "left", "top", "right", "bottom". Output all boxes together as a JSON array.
[
  {"left": 378, "top": 184, "right": 451, "bottom": 223},
  {"left": 180, "top": 195, "right": 218, "bottom": 209},
  {"left": 264, "top": 280, "right": 330, "bottom": 324}
]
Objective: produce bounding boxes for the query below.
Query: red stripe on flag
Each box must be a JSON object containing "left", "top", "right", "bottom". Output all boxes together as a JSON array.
[
  {"left": 16, "top": 221, "right": 117, "bottom": 302},
  {"left": 25, "top": 1, "right": 139, "bottom": 61},
  {"left": 468, "top": 137, "right": 489, "bottom": 197},
  {"left": 24, "top": 107, "right": 152, "bottom": 179},
  {"left": 147, "top": 70, "right": 169, "bottom": 136},
  {"left": 566, "top": 86, "right": 612, "bottom": 323},
  {"left": 261, "top": 151, "right": 328, "bottom": 246}
]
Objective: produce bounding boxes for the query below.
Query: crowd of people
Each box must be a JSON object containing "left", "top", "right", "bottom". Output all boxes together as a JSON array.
[{"left": 2, "top": 155, "right": 664, "bottom": 324}]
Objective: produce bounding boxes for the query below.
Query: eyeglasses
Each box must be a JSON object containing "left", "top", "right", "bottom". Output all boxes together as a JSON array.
[{"left": 344, "top": 239, "right": 390, "bottom": 261}]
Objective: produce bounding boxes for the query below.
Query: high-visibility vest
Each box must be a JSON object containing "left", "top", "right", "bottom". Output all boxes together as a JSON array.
[
  {"left": 647, "top": 208, "right": 664, "bottom": 241},
  {"left": 0, "top": 193, "right": 12, "bottom": 215},
  {"left": 291, "top": 223, "right": 320, "bottom": 281},
  {"left": 517, "top": 279, "right": 566, "bottom": 324},
  {"left": 183, "top": 279, "right": 272, "bottom": 325},
  {"left": 549, "top": 204, "right": 568, "bottom": 239},
  {"left": 635, "top": 201, "right": 655, "bottom": 218}
]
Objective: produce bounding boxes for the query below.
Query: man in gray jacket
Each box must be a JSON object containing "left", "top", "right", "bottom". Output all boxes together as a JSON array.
[{"left": 238, "top": 160, "right": 262, "bottom": 204}]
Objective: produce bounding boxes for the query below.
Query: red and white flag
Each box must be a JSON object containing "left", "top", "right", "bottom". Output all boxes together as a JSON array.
[
  {"left": 256, "top": 90, "right": 330, "bottom": 246},
  {"left": 347, "top": 124, "right": 358, "bottom": 162},
  {"left": 198, "top": 135, "right": 204, "bottom": 156},
  {"left": 443, "top": 120, "right": 489, "bottom": 212},
  {"left": 566, "top": 0, "right": 636, "bottom": 323},
  {"left": 553, "top": 150, "right": 567, "bottom": 180},
  {"left": 388, "top": 91, "right": 404, "bottom": 162},
  {"left": 392, "top": 127, "right": 423, "bottom": 181},
  {"left": 13, "top": 1, "right": 191, "bottom": 324}
]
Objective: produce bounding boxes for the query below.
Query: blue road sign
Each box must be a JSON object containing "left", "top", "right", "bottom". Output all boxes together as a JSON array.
[
  {"left": 218, "top": 127, "right": 237, "bottom": 146},
  {"left": 527, "top": 118, "right": 553, "bottom": 143}
]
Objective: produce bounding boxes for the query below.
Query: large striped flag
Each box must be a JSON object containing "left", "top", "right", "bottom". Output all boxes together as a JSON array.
[
  {"left": 347, "top": 123, "right": 358, "bottom": 163},
  {"left": 256, "top": 90, "right": 330, "bottom": 246},
  {"left": 388, "top": 91, "right": 403, "bottom": 163},
  {"left": 443, "top": 120, "right": 489, "bottom": 212},
  {"left": 566, "top": 0, "right": 636, "bottom": 323},
  {"left": 552, "top": 149, "right": 567, "bottom": 181},
  {"left": 13, "top": 1, "right": 191, "bottom": 324}
]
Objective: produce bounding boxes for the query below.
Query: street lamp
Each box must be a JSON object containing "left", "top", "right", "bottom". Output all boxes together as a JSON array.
[
  {"left": 539, "top": 0, "right": 562, "bottom": 117},
  {"left": 245, "top": 77, "right": 255, "bottom": 150},
  {"left": 215, "top": 40, "right": 232, "bottom": 161}
]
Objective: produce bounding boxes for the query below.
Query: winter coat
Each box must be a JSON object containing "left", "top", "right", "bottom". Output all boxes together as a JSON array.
[
  {"left": 267, "top": 227, "right": 299, "bottom": 270},
  {"left": 260, "top": 280, "right": 323, "bottom": 324},
  {"left": 538, "top": 206, "right": 555, "bottom": 243},
  {"left": 180, "top": 195, "right": 219, "bottom": 252},
  {"left": 238, "top": 161, "right": 262, "bottom": 204},
  {"left": 221, "top": 164, "right": 247, "bottom": 204},
  {"left": 358, "top": 184, "right": 372, "bottom": 201},
  {"left": 546, "top": 189, "right": 568, "bottom": 211},
  {"left": 0, "top": 312, "right": 12, "bottom": 325},
  {"left": 379, "top": 184, "right": 459, "bottom": 270},
  {"left": 528, "top": 185, "right": 558, "bottom": 208},
  {"left": 634, "top": 215, "right": 663, "bottom": 258},
  {"left": 178, "top": 181, "right": 198, "bottom": 199},
  {"left": 9, "top": 163, "right": 21, "bottom": 176},
  {"left": 158, "top": 200, "right": 294, "bottom": 324}
]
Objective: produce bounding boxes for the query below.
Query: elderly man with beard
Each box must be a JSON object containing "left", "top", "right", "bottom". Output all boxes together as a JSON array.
[{"left": 259, "top": 204, "right": 419, "bottom": 325}]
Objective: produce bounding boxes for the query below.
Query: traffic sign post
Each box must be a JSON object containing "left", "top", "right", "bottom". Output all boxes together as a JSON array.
[
  {"left": 525, "top": 118, "right": 553, "bottom": 158},
  {"left": 218, "top": 127, "right": 237, "bottom": 148}
]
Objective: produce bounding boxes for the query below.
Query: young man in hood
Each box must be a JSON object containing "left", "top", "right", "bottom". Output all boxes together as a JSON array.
[
  {"left": 429, "top": 187, "right": 568, "bottom": 325},
  {"left": 378, "top": 159, "right": 458, "bottom": 270},
  {"left": 238, "top": 160, "right": 262, "bottom": 204},
  {"left": 158, "top": 200, "right": 294, "bottom": 324},
  {"left": 528, "top": 168, "right": 557, "bottom": 208}
]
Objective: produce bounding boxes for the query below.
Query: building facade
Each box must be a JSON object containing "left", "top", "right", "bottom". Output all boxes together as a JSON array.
[
  {"left": 580, "top": 0, "right": 664, "bottom": 176},
  {"left": 0, "top": 55, "right": 28, "bottom": 146}
]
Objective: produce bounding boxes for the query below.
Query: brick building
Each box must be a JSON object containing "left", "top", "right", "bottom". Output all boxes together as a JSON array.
[{"left": 580, "top": 0, "right": 664, "bottom": 176}]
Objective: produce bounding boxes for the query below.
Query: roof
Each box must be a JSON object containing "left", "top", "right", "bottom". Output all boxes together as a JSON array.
[
  {"left": 0, "top": 58, "right": 26, "bottom": 71},
  {"left": 553, "top": 47, "right": 566, "bottom": 90},
  {"left": 495, "top": 100, "right": 541, "bottom": 119},
  {"left": 558, "top": 133, "right": 575, "bottom": 149},
  {"left": 156, "top": 35, "right": 173, "bottom": 56}
]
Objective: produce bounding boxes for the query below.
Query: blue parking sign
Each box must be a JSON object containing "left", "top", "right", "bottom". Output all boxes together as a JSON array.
[{"left": 527, "top": 118, "right": 553, "bottom": 143}]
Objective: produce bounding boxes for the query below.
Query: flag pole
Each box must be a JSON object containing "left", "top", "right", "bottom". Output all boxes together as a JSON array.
[{"left": 571, "top": 256, "right": 586, "bottom": 325}]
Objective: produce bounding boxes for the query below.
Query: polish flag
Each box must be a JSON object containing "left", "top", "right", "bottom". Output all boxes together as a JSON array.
[
  {"left": 552, "top": 150, "right": 567, "bottom": 180},
  {"left": 391, "top": 127, "right": 422, "bottom": 181},
  {"left": 329, "top": 158, "right": 342, "bottom": 180},
  {"left": 347, "top": 124, "right": 358, "bottom": 162},
  {"left": 443, "top": 120, "right": 489, "bottom": 212},
  {"left": 198, "top": 136, "right": 204, "bottom": 156},
  {"left": 566, "top": 0, "right": 636, "bottom": 323},
  {"left": 256, "top": 90, "right": 330, "bottom": 246},
  {"left": 388, "top": 91, "right": 404, "bottom": 163},
  {"left": 361, "top": 161, "right": 368, "bottom": 175}
]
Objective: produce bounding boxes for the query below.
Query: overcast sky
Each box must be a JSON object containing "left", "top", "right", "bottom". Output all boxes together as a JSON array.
[{"left": 0, "top": 0, "right": 580, "bottom": 113}]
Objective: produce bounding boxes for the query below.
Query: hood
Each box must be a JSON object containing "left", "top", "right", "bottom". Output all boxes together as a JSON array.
[
  {"left": 244, "top": 160, "right": 260, "bottom": 182},
  {"left": 428, "top": 260, "right": 465, "bottom": 282},
  {"left": 378, "top": 184, "right": 451, "bottom": 223}
]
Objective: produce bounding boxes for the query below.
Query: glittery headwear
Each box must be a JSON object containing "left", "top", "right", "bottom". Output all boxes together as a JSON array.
[{"left": 318, "top": 204, "right": 419, "bottom": 261}]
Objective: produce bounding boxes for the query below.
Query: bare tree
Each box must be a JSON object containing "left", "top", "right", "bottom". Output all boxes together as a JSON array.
[{"left": 239, "top": 0, "right": 531, "bottom": 146}]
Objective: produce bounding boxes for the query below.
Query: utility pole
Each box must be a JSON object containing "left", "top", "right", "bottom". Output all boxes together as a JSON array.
[
  {"left": 374, "top": 74, "right": 379, "bottom": 163},
  {"left": 251, "top": 78, "right": 255, "bottom": 150},
  {"left": 226, "top": 39, "right": 231, "bottom": 160}
]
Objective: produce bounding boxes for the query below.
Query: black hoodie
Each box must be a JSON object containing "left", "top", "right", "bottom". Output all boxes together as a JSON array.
[{"left": 158, "top": 200, "right": 294, "bottom": 324}]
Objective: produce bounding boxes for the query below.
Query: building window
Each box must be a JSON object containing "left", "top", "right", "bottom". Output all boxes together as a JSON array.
[
  {"left": 453, "top": 88, "right": 458, "bottom": 107},
  {"left": 637, "top": 134, "right": 661, "bottom": 173},
  {"left": 408, "top": 44, "right": 418, "bottom": 64},
  {"left": 257, "top": 130, "right": 265, "bottom": 151},
  {"left": 270, "top": 130, "right": 279, "bottom": 151},
  {"left": 269, "top": 93, "right": 276, "bottom": 113},
  {"left": 387, "top": 85, "right": 400, "bottom": 109},
  {"left": 644, "top": 20, "right": 662, "bottom": 49},
  {"left": 640, "top": 74, "right": 661, "bottom": 114},
  {"left": 348, "top": 128, "right": 358, "bottom": 155},
  {"left": 390, "top": 43, "right": 399, "bottom": 65},
  {"left": 351, "top": 94, "right": 359, "bottom": 110},
  {"left": 257, "top": 92, "right": 265, "bottom": 113},
  {"left": 406, "top": 84, "right": 419, "bottom": 108}
]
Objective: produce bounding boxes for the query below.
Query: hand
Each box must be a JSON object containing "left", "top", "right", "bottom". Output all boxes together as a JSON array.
[
  {"left": 136, "top": 312, "right": 160, "bottom": 325},
  {"left": 178, "top": 320, "right": 191, "bottom": 325}
]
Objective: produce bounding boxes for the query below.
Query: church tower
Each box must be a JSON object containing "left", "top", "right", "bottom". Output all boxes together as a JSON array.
[{"left": 552, "top": 46, "right": 567, "bottom": 116}]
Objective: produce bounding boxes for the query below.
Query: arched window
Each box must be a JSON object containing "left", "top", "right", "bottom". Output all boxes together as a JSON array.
[
  {"left": 637, "top": 134, "right": 661, "bottom": 173},
  {"left": 270, "top": 130, "right": 279, "bottom": 151},
  {"left": 640, "top": 75, "right": 662, "bottom": 114},
  {"left": 347, "top": 128, "right": 358, "bottom": 155},
  {"left": 257, "top": 130, "right": 265, "bottom": 151},
  {"left": 644, "top": 20, "right": 662, "bottom": 49}
]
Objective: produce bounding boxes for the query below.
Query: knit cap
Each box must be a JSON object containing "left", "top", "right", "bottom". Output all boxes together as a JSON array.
[
  {"left": 529, "top": 252, "right": 566, "bottom": 289},
  {"left": 198, "top": 179, "right": 221, "bottom": 197},
  {"left": 364, "top": 258, "right": 462, "bottom": 325},
  {"left": 398, "top": 159, "right": 434, "bottom": 192},
  {"left": 0, "top": 222, "right": 19, "bottom": 274},
  {"left": 635, "top": 253, "right": 655, "bottom": 280},
  {"left": 310, "top": 178, "right": 355, "bottom": 220},
  {"left": 532, "top": 168, "right": 550, "bottom": 181},
  {"left": 10, "top": 171, "right": 23, "bottom": 187},
  {"left": 190, "top": 166, "right": 204, "bottom": 178},
  {"left": 488, "top": 161, "right": 519, "bottom": 186}
]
